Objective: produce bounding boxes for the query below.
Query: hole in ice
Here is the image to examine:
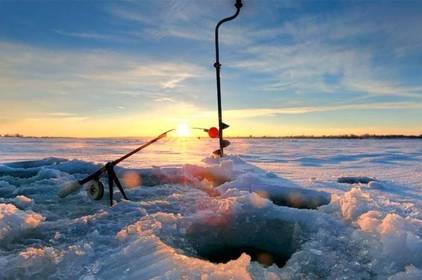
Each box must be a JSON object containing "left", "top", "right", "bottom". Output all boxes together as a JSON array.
[
  {"left": 194, "top": 245, "right": 288, "bottom": 267},
  {"left": 264, "top": 191, "right": 330, "bottom": 209},
  {"left": 246, "top": 188, "right": 330, "bottom": 209},
  {"left": 337, "top": 176, "right": 376, "bottom": 184},
  {"left": 184, "top": 214, "right": 301, "bottom": 268}
]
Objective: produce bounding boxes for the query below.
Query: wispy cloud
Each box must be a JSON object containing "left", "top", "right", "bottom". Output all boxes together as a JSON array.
[
  {"left": 154, "top": 97, "right": 176, "bottom": 103},
  {"left": 108, "top": 0, "right": 236, "bottom": 44},
  {"left": 53, "top": 30, "right": 117, "bottom": 41},
  {"left": 228, "top": 9, "right": 422, "bottom": 100},
  {"left": 110, "top": 8, "right": 155, "bottom": 25},
  {"left": 0, "top": 42, "right": 207, "bottom": 120},
  {"left": 219, "top": 102, "right": 422, "bottom": 119},
  {"left": 45, "top": 112, "right": 77, "bottom": 117}
]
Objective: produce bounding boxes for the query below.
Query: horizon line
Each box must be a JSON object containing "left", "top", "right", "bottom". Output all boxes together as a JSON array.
[{"left": 1, "top": 133, "right": 422, "bottom": 139}]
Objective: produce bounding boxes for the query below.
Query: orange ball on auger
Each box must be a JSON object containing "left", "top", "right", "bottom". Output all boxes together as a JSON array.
[{"left": 208, "top": 127, "right": 219, "bottom": 138}]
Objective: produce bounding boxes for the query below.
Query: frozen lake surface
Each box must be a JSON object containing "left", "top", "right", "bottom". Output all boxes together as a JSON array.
[{"left": 0, "top": 137, "right": 421, "bottom": 279}]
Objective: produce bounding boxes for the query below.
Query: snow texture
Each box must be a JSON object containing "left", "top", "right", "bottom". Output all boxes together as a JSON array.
[{"left": 0, "top": 138, "right": 421, "bottom": 279}]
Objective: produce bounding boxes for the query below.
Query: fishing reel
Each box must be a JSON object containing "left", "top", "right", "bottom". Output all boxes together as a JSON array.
[
  {"left": 85, "top": 179, "right": 105, "bottom": 200},
  {"left": 58, "top": 160, "right": 129, "bottom": 206}
]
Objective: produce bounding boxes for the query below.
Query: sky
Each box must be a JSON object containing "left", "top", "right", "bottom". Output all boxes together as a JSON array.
[{"left": 0, "top": 0, "right": 421, "bottom": 137}]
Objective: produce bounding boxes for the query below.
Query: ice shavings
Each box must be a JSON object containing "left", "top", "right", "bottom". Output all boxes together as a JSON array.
[{"left": 0, "top": 149, "right": 420, "bottom": 279}]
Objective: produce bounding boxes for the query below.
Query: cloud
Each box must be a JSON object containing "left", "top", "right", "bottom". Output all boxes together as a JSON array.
[
  {"left": 219, "top": 102, "right": 422, "bottom": 119},
  {"left": 160, "top": 74, "right": 194, "bottom": 89},
  {"left": 181, "top": 101, "right": 422, "bottom": 122},
  {"left": 45, "top": 112, "right": 77, "bottom": 117},
  {"left": 345, "top": 81, "right": 422, "bottom": 98},
  {"left": 0, "top": 41, "right": 207, "bottom": 120},
  {"left": 154, "top": 97, "right": 176, "bottom": 103},
  {"left": 53, "top": 30, "right": 117, "bottom": 41},
  {"left": 110, "top": 8, "right": 155, "bottom": 25},
  {"left": 227, "top": 9, "right": 422, "bottom": 100},
  {"left": 108, "top": 0, "right": 247, "bottom": 44}
]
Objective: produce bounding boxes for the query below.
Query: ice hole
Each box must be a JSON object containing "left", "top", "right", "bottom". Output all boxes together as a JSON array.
[
  {"left": 337, "top": 176, "right": 376, "bottom": 184},
  {"left": 253, "top": 189, "right": 331, "bottom": 209},
  {"left": 266, "top": 191, "right": 330, "bottom": 209},
  {"left": 194, "top": 245, "right": 289, "bottom": 267},
  {"left": 184, "top": 214, "right": 302, "bottom": 268}
]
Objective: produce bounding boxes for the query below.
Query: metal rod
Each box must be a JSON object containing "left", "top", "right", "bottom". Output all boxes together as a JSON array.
[
  {"left": 108, "top": 169, "right": 114, "bottom": 206},
  {"left": 111, "top": 129, "right": 173, "bottom": 166},
  {"left": 214, "top": 0, "right": 243, "bottom": 157},
  {"left": 76, "top": 129, "right": 173, "bottom": 186},
  {"left": 112, "top": 169, "right": 128, "bottom": 200}
]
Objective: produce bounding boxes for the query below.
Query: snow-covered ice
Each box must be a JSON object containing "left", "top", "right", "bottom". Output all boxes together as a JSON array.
[{"left": 0, "top": 137, "right": 421, "bottom": 279}]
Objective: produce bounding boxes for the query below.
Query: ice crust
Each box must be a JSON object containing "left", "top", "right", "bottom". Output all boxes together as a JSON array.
[{"left": 0, "top": 155, "right": 420, "bottom": 279}]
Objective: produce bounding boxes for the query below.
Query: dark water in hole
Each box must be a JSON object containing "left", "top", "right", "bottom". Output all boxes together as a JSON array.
[
  {"left": 184, "top": 215, "right": 302, "bottom": 268},
  {"left": 196, "top": 245, "right": 289, "bottom": 267}
]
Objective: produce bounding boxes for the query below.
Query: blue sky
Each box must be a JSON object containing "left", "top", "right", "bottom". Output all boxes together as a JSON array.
[{"left": 0, "top": 0, "right": 421, "bottom": 137}]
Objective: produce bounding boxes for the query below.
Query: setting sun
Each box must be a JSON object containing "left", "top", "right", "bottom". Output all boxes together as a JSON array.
[{"left": 175, "top": 122, "right": 191, "bottom": 137}]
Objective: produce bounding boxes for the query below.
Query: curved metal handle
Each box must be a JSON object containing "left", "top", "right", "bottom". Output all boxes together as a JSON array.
[
  {"left": 215, "top": 0, "right": 243, "bottom": 64},
  {"left": 214, "top": 0, "right": 243, "bottom": 157}
]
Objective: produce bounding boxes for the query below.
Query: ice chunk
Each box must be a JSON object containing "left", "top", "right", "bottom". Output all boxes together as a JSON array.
[
  {"left": 389, "top": 265, "right": 422, "bottom": 280},
  {"left": 218, "top": 173, "right": 330, "bottom": 209},
  {"left": 0, "top": 203, "right": 44, "bottom": 243},
  {"left": 13, "top": 195, "right": 33, "bottom": 209},
  {"left": 328, "top": 187, "right": 372, "bottom": 220},
  {"left": 184, "top": 159, "right": 234, "bottom": 186},
  {"left": 121, "top": 160, "right": 234, "bottom": 189},
  {"left": 368, "top": 180, "right": 384, "bottom": 189}
]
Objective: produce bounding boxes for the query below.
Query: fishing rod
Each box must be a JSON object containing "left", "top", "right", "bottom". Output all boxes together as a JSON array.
[
  {"left": 58, "top": 129, "right": 173, "bottom": 205},
  {"left": 213, "top": 0, "right": 243, "bottom": 157}
]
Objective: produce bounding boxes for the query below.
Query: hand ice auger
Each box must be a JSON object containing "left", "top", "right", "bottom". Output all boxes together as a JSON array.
[{"left": 213, "top": 0, "right": 243, "bottom": 157}]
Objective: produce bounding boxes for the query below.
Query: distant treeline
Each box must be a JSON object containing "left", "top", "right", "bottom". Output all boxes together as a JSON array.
[
  {"left": 0, "top": 133, "right": 25, "bottom": 138},
  {"left": 0, "top": 134, "right": 65, "bottom": 138},
  {"left": 1, "top": 133, "right": 422, "bottom": 139}
]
